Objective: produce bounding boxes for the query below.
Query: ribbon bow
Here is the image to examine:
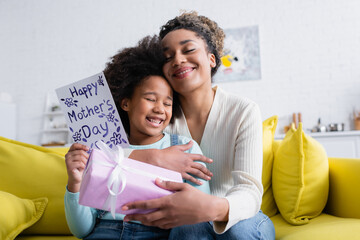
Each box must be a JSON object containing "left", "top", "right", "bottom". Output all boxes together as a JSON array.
[{"left": 96, "top": 141, "right": 126, "bottom": 219}]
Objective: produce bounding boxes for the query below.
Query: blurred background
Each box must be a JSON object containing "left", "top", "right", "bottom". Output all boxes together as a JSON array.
[{"left": 1, "top": 0, "right": 359, "bottom": 145}]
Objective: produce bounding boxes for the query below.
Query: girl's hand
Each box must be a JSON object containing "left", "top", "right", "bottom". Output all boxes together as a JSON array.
[
  {"left": 65, "top": 143, "right": 89, "bottom": 193},
  {"left": 130, "top": 141, "right": 213, "bottom": 185},
  {"left": 122, "top": 179, "right": 229, "bottom": 229}
]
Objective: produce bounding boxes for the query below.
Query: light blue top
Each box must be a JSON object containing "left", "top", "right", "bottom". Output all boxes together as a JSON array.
[{"left": 64, "top": 132, "right": 210, "bottom": 239}]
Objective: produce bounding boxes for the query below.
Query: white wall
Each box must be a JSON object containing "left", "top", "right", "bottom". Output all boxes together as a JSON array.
[{"left": 1, "top": 0, "right": 360, "bottom": 145}]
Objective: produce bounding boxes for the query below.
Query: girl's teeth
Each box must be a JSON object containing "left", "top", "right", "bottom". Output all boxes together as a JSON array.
[{"left": 149, "top": 119, "right": 161, "bottom": 124}]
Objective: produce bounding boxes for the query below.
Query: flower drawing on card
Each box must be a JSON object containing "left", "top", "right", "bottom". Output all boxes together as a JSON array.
[
  {"left": 107, "top": 126, "right": 127, "bottom": 148},
  {"left": 61, "top": 97, "right": 79, "bottom": 107},
  {"left": 69, "top": 127, "right": 87, "bottom": 143},
  {"left": 72, "top": 132, "right": 82, "bottom": 142},
  {"left": 106, "top": 112, "right": 115, "bottom": 122},
  {"left": 98, "top": 109, "right": 120, "bottom": 127},
  {"left": 97, "top": 75, "right": 105, "bottom": 86}
]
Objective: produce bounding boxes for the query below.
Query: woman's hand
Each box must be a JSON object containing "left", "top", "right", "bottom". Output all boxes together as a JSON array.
[
  {"left": 65, "top": 143, "right": 89, "bottom": 193},
  {"left": 130, "top": 141, "right": 213, "bottom": 185},
  {"left": 122, "top": 179, "right": 229, "bottom": 229}
]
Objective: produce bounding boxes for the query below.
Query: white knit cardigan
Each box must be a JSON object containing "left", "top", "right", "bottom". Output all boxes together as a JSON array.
[{"left": 165, "top": 86, "right": 263, "bottom": 234}]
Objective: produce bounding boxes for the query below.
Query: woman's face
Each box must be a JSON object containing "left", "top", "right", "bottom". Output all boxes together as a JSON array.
[
  {"left": 161, "top": 29, "right": 216, "bottom": 95},
  {"left": 121, "top": 76, "right": 173, "bottom": 145}
]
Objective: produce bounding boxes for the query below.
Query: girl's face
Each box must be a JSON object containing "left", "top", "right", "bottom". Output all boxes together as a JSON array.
[
  {"left": 161, "top": 29, "right": 216, "bottom": 95},
  {"left": 121, "top": 76, "right": 173, "bottom": 145}
]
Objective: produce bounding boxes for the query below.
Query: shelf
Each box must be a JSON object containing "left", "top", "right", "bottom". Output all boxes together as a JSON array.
[
  {"left": 42, "top": 128, "right": 69, "bottom": 133},
  {"left": 275, "top": 130, "right": 360, "bottom": 139},
  {"left": 41, "top": 142, "right": 67, "bottom": 147},
  {"left": 41, "top": 91, "right": 71, "bottom": 146},
  {"left": 307, "top": 130, "right": 360, "bottom": 138},
  {"left": 44, "top": 111, "right": 65, "bottom": 116},
  {"left": 275, "top": 130, "right": 360, "bottom": 158}
]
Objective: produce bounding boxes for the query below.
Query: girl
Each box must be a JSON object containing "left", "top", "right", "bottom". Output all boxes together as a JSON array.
[
  {"left": 121, "top": 12, "right": 276, "bottom": 240},
  {"left": 64, "top": 35, "right": 210, "bottom": 240}
]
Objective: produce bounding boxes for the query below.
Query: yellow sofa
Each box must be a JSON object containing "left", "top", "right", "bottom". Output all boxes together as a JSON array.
[
  {"left": 1, "top": 116, "right": 360, "bottom": 239},
  {"left": 262, "top": 116, "right": 360, "bottom": 240},
  {"left": 270, "top": 157, "right": 360, "bottom": 239}
]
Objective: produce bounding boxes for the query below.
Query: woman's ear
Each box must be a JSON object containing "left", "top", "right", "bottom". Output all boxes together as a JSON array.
[
  {"left": 209, "top": 53, "right": 216, "bottom": 68},
  {"left": 120, "top": 98, "right": 130, "bottom": 111}
]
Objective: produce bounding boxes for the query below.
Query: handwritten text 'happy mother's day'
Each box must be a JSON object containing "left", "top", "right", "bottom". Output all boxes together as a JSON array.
[{"left": 56, "top": 73, "right": 128, "bottom": 149}]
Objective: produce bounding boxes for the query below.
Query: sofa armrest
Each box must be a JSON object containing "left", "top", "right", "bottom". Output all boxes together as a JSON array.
[{"left": 325, "top": 157, "right": 360, "bottom": 218}]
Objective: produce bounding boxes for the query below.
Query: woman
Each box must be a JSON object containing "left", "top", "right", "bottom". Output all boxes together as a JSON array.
[{"left": 123, "top": 12, "right": 275, "bottom": 239}]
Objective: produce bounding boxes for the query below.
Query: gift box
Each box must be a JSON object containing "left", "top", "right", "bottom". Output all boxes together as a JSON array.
[{"left": 79, "top": 142, "right": 182, "bottom": 217}]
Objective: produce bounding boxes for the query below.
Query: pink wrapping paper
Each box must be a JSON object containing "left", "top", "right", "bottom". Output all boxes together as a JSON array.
[{"left": 79, "top": 148, "right": 182, "bottom": 215}]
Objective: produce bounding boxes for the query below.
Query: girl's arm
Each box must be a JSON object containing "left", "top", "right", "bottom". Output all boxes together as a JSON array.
[
  {"left": 65, "top": 143, "right": 89, "bottom": 193},
  {"left": 64, "top": 189, "right": 97, "bottom": 238},
  {"left": 64, "top": 143, "right": 96, "bottom": 238}
]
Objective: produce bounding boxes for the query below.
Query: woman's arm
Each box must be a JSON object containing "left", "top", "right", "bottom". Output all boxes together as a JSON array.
[
  {"left": 129, "top": 140, "right": 213, "bottom": 184},
  {"left": 122, "top": 139, "right": 215, "bottom": 227},
  {"left": 121, "top": 100, "right": 263, "bottom": 233},
  {"left": 122, "top": 179, "right": 228, "bottom": 228},
  {"left": 181, "top": 137, "right": 211, "bottom": 194},
  {"left": 212, "top": 100, "right": 263, "bottom": 233}
]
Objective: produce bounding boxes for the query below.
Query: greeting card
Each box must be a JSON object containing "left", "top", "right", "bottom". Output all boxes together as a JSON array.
[{"left": 55, "top": 72, "right": 129, "bottom": 149}]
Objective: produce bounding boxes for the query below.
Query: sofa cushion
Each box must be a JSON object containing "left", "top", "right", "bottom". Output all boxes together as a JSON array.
[
  {"left": 326, "top": 157, "right": 360, "bottom": 219},
  {"left": 271, "top": 213, "right": 360, "bottom": 240},
  {"left": 272, "top": 123, "right": 329, "bottom": 225},
  {"left": 261, "top": 115, "right": 278, "bottom": 217},
  {"left": 16, "top": 236, "right": 77, "bottom": 240},
  {"left": 0, "top": 191, "right": 47, "bottom": 240},
  {"left": 0, "top": 136, "right": 70, "bottom": 234}
]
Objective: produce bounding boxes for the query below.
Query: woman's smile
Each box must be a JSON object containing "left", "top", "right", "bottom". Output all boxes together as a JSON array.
[
  {"left": 173, "top": 66, "right": 195, "bottom": 79},
  {"left": 162, "top": 29, "right": 215, "bottom": 94}
]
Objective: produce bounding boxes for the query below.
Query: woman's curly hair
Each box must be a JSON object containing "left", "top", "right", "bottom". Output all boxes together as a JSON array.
[
  {"left": 104, "top": 35, "right": 180, "bottom": 135},
  {"left": 159, "top": 11, "right": 225, "bottom": 77}
]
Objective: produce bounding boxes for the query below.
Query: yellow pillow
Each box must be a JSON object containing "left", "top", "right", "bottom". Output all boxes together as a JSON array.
[
  {"left": 0, "top": 136, "right": 70, "bottom": 234},
  {"left": 0, "top": 191, "right": 47, "bottom": 240},
  {"left": 261, "top": 115, "right": 278, "bottom": 217},
  {"left": 49, "top": 147, "right": 70, "bottom": 156},
  {"left": 273, "top": 140, "right": 281, "bottom": 154},
  {"left": 273, "top": 123, "right": 329, "bottom": 225}
]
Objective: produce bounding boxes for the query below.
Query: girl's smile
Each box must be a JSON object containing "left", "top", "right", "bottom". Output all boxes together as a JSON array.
[{"left": 146, "top": 116, "right": 164, "bottom": 126}]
